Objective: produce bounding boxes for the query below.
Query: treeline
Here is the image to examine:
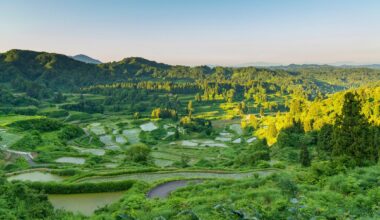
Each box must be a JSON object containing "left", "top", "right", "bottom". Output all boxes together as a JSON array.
[
  {"left": 60, "top": 98, "right": 104, "bottom": 113},
  {"left": 1, "top": 49, "right": 378, "bottom": 95}
]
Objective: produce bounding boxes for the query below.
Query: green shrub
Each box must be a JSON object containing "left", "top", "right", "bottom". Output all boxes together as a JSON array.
[
  {"left": 24, "top": 180, "right": 135, "bottom": 194},
  {"left": 125, "top": 143, "right": 151, "bottom": 164},
  {"left": 13, "top": 106, "right": 39, "bottom": 115},
  {"left": 235, "top": 139, "right": 270, "bottom": 167},
  {"left": 272, "top": 162, "right": 286, "bottom": 169},
  {"left": 9, "top": 118, "right": 63, "bottom": 132},
  {"left": 256, "top": 160, "right": 270, "bottom": 168},
  {"left": 11, "top": 130, "right": 42, "bottom": 150},
  {"left": 39, "top": 109, "right": 69, "bottom": 118},
  {"left": 58, "top": 124, "right": 84, "bottom": 141}
]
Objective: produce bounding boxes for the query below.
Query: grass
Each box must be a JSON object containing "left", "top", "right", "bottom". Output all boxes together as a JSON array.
[
  {"left": 0, "top": 115, "right": 43, "bottom": 126},
  {"left": 0, "top": 131, "right": 22, "bottom": 147}
]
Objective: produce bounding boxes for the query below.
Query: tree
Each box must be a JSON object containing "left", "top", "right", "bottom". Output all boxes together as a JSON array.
[
  {"left": 267, "top": 122, "right": 278, "bottom": 139},
  {"left": 317, "top": 124, "right": 334, "bottom": 155},
  {"left": 332, "top": 92, "right": 379, "bottom": 166},
  {"left": 125, "top": 143, "right": 151, "bottom": 164},
  {"left": 237, "top": 102, "right": 247, "bottom": 115},
  {"left": 300, "top": 145, "right": 311, "bottom": 167},
  {"left": 226, "top": 89, "right": 235, "bottom": 103},
  {"left": 133, "top": 112, "right": 140, "bottom": 119},
  {"left": 174, "top": 126, "right": 180, "bottom": 139},
  {"left": 53, "top": 92, "right": 66, "bottom": 103},
  {"left": 260, "top": 107, "right": 265, "bottom": 117},
  {"left": 195, "top": 93, "right": 202, "bottom": 102},
  {"left": 235, "top": 139, "right": 270, "bottom": 166},
  {"left": 187, "top": 100, "right": 194, "bottom": 118}
]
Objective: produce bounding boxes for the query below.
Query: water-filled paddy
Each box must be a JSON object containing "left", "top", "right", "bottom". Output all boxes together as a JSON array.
[
  {"left": 48, "top": 191, "right": 125, "bottom": 216},
  {"left": 115, "top": 135, "right": 127, "bottom": 144},
  {"left": 246, "top": 137, "right": 257, "bottom": 143},
  {"left": 174, "top": 139, "right": 228, "bottom": 147},
  {"left": 99, "top": 135, "right": 113, "bottom": 145},
  {"left": 7, "top": 171, "right": 63, "bottom": 182},
  {"left": 55, "top": 157, "right": 85, "bottom": 165},
  {"left": 77, "top": 170, "right": 275, "bottom": 183},
  {"left": 105, "top": 145, "right": 120, "bottom": 150},
  {"left": 73, "top": 147, "right": 105, "bottom": 156},
  {"left": 88, "top": 123, "right": 106, "bottom": 135},
  {"left": 122, "top": 128, "right": 141, "bottom": 144},
  {"left": 140, "top": 122, "right": 158, "bottom": 131},
  {"left": 229, "top": 124, "right": 243, "bottom": 135},
  {"left": 215, "top": 136, "right": 232, "bottom": 142}
]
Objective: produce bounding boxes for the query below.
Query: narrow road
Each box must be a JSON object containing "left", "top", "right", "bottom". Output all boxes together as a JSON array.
[
  {"left": 5, "top": 149, "right": 36, "bottom": 166},
  {"left": 147, "top": 179, "right": 203, "bottom": 199},
  {"left": 2, "top": 147, "right": 48, "bottom": 167}
]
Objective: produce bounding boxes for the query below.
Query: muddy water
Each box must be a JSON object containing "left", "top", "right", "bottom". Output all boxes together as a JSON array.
[{"left": 48, "top": 191, "right": 125, "bottom": 216}]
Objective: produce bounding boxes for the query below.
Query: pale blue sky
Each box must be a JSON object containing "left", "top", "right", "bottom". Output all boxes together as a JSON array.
[{"left": 1, "top": 0, "right": 380, "bottom": 65}]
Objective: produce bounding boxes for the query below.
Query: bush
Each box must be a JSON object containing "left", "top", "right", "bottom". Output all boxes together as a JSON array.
[
  {"left": 60, "top": 100, "right": 104, "bottom": 114},
  {"left": 180, "top": 116, "right": 212, "bottom": 133},
  {"left": 151, "top": 108, "right": 178, "bottom": 119},
  {"left": 125, "top": 143, "right": 151, "bottom": 164},
  {"left": 235, "top": 139, "right": 270, "bottom": 167},
  {"left": 58, "top": 124, "right": 85, "bottom": 141},
  {"left": 24, "top": 180, "right": 135, "bottom": 194},
  {"left": 272, "top": 162, "right": 286, "bottom": 169},
  {"left": 39, "top": 109, "right": 69, "bottom": 118},
  {"left": 13, "top": 106, "right": 39, "bottom": 115},
  {"left": 11, "top": 130, "right": 42, "bottom": 150},
  {"left": 256, "top": 160, "right": 270, "bottom": 168},
  {"left": 51, "top": 169, "right": 79, "bottom": 176},
  {"left": 9, "top": 118, "right": 63, "bottom": 132}
]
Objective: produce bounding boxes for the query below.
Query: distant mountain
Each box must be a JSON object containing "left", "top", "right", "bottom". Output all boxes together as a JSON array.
[
  {"left": 71, "top": 54, "right": 102, "bottom": 64},
  {"left": 0, "top": 49, "right": 379, "bottom": 92},
  {"left": 234, "top": 62, "right": 283, "bottom": 67},
  {"left": 339, "top": 64, "right": 380, "bottom": 69},
  {"left": 363, "top": 64, "right": 380, "bottom": 69}
]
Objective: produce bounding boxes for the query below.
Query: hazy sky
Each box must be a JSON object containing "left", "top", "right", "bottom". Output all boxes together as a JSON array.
[{"left": 1, "top": 0, "right": 380, "bottom": 65}]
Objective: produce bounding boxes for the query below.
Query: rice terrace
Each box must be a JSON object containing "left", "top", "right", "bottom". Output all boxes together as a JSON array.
[{"left": 1, "top": 0, "right": 380, "bottom": 219}]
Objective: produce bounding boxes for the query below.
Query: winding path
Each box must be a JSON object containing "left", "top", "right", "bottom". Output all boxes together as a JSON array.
[
  {"left": 147, "top": 180, "right": 203, "bottom": 199},
  {"left": 3, "top": 148, "right": 36, "bottom": 166},
  {"left": 2, "top": 147, "right": 48, "bottom": 167}
]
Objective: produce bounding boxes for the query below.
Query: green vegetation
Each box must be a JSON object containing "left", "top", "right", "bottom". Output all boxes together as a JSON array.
[
  {"left": 23, "top": 180, "right": 135, "bottom": 194},
  {"left": 0, "top": 49, "right": 379, "bottom": 219}
]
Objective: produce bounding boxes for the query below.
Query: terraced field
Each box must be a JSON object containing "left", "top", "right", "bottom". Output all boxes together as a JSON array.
[{"left": 75, "top": 169, "right": 277, "bottom": 183}]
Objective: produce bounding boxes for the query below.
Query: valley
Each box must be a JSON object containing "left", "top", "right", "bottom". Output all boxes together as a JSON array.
[{"left": 0, "top": 50, "right": 379, "bottom": 219}]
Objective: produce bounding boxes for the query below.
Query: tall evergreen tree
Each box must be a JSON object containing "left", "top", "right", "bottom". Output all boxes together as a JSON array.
[
  {"left": 300, "top": 145, "right": 311, "bottom": 167},
  {"left": 332, "top": 92, "right": 379, "bottom": 166},
  {"left": 187, "top": 100, "right": 194, "bottom": 118}
]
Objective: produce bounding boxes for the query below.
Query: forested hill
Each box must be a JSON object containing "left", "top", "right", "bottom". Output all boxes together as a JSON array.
[{"left": 1, "top": 49, "right": 379, "bottom": 92}]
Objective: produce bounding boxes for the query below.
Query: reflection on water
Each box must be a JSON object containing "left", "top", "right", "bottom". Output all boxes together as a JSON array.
[
  {"left": 55, "top": 157, "right": 85, "bottom": 164},
  {"left": 48, "top": 191, "right": 125, "bottom": 216},
  {"left": 7, "top": 171, "right": 63, "bottom": 182}
]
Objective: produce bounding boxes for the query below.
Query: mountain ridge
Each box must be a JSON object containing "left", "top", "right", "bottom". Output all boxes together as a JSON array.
[
  {"left": 0, "top": 49, "right": 379, "bottom": 92},
  {"left": 71, "top": 54, "right": 102, "bottom": 64}
]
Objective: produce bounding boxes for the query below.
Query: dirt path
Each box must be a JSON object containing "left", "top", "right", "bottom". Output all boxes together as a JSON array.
[
  {"left": 3, "top": 148, "right": 49, "bottom": 167},
  {"left": 147, "top": 180, "right": 203, "bottom": 199}
]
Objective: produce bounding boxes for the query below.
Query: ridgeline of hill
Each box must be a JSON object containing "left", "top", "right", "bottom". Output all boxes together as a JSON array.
[{"left": 1, "top": 49, "right": 379, "bottom": 93}]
